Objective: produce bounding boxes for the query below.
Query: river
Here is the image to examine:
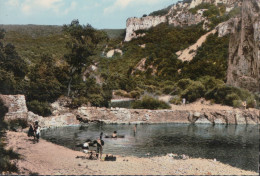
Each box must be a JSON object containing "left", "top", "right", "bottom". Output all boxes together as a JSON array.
[{"left": 41, "top": 123, "right": 259, "bottom": 172}]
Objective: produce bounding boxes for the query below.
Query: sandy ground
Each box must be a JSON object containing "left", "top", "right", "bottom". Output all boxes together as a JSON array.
[
  {"left": 176, "top": 29, "right": 216, "bottom": 62},
  {"left": 4, "top": 131, "right": 258, "bottom": 175},
  {"left": 158, "top": 96, "right": 257, "bottom": 112}
]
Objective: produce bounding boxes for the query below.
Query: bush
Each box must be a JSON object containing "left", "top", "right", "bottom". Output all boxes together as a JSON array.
[
  {"left": 8, "top": 119, "right": 28, "bottom": 131},
  {"left": 70, "top": 97, "right": 89, "bottom": 109},
  {"left": 180, "top": 81, "right": 206, "bottom": 102},
  {"left": 27, "top": 100, "right": 52, "bottom": 117},
  {"left": 169, "top": 96, "right": 182, "bottom": 105},
  {"left": 225, "top": 93, "right": 240, "bottom": 106},
  {"left": 232, "top": 100, "right": 243, "bottom": 108},
  {"left": 114, "top": 90, "right": 130, "bottom": 98},
  {"left": 132, "top": 95, "right": 171, "bottom": 110},
  {"left": 129, "top": 90, "right": 141, "bottom": 99},
  {"left": 246, "top": 96, "right": 256, "bottom": 108},
  {"left": 0, "top": 99, "right": 19, "bottom": 174}
]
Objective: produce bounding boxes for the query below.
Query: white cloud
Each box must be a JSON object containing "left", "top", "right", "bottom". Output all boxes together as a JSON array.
[
  {"left": 6, "top": 0, "right": 20, "bottom": 7},
  {"left": 6, "top": 0, "right": 77, "bottom": 15},
  {"left": 104, "top": 0, "right": 162, "bottom": 14},
  {"left": 63, "top": 1, "right": 77, "bottom": 15}
]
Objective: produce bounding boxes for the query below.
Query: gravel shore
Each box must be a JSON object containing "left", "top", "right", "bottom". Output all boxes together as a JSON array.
[{"left": 4, "top": 131, "right": 258, "bottom": 175}]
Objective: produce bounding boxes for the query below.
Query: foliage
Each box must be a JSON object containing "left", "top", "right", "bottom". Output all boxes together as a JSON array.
[
  {"left": 0, "top": 29, "right": 28, "bottom": 95},
  {"left": 180, "top": 81, "right": 206, "bottom": 102},
  {"left": 63, "top": 19, "right": 108, "bottom": 96},
  {"left": 27, "top": 100, "right": 52, "bottom": 117},
  {"left": 8, "top": 119, "right": 28, "bottom": 130},
  {"left": 149, "top": 4, "right": 173, "bottom": 16},
  {"left": 232, "top": 100, "right": 243, "bottom": 108},
  {"left": 0, "top": 99, "right": 19, "bottom": 174},
  {"left": 132, "top": 95, "right": 171, "bottom": 109},
  {"left": 181, "top": 33, "right": 229, "bottom": 81},
  {"left": 169, "top": 95, "right": 182, "bottom": 105},
  {"left": 26, "top": 54, "right": 66, "bottom": 102}
]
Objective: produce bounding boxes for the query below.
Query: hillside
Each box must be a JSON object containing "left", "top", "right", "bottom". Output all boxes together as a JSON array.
[
  {"left": 0, "top": 25, "right": 125, "bottom": 64},
  {"left": 0, "top": 0, "right": 258, "bottom": 117}
]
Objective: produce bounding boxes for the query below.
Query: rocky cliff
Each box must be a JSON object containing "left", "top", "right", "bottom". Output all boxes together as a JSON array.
[
  {"left": 227, "top": 0, "right": 260, "bottom": 92},
  {"left": 125, "top": 0, "right": 241, "bottom": 41}
]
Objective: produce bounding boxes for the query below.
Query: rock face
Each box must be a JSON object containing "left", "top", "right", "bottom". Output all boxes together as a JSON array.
[
  {"left": 0, "top": 95, "right": 28, "bottom": 121},
  {"left": 106, "top": 49, "right": 123, "bottom": 58},
  {"left": 0, "top": 95, "right": 80, "bottom": 128},
  {"left": 125, "top": 16, "right": 167, "bottom": 42},
  {"left": 189, "top": 0, "right": 241, "bottom": 9},
  {"left": 227, "top": 0, "right": 260, "bottom": 92},
  {"left": 77, "top": 106, "right": 259, "bottom": 125},
  {"left": 125, "top": 0, "right": 242, "bottom": 41}
]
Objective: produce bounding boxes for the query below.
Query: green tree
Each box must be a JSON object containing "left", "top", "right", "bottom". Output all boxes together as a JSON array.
[
  {"left": 0, "top": 29, "right": 28, "bottom": 94},
  {"left": 62, "top": 19, "right": 107, "bottom": 96},
  {"left": 27, "top": 54, "right": 64, "bottom": 102}
]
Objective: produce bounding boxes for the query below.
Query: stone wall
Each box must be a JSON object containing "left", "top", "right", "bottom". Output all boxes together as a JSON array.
[
  {"left": 0, "top": 95, "right": 28, "bottom": 121},
  {"left": 1, "top": 95, "right": 259, "bottom": 129}
]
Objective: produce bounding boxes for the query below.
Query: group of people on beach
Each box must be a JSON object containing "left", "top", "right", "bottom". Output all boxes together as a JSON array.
[
  {"left": 27, "top": 121, "right": 41, "bottom": 142},
  {"left": 81, "top": 132, "right": 105, "bottom": 160},
  {"left": 81, "top": 128, "right": 134, "bottom": 160}
]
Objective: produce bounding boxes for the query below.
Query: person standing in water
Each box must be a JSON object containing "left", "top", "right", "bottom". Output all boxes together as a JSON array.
[
  {"left": 96, "top": 138, "right": 104, "bottom": 160},
  {"left": 100, "top": 132, "right": 103, "bottom": 140},
  {"left": 133, "top": 124, "right": 137, "bottom": 136}
]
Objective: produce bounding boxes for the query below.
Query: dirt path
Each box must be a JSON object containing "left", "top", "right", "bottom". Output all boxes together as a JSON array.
[
  {"left": 5, "top": 131, "right": 258, "bottom": 175},
  {"left": 176, "top": 29, "right": 216, "bottom": 62}
]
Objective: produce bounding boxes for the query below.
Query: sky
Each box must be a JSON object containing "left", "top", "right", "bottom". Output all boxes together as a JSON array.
[{"left": 0, "top": 0, "right": 178, "bottom": 29}]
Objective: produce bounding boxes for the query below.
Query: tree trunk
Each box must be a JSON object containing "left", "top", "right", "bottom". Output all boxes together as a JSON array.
[{"left": 67, "top": 77, "right": 72, "bottom": 97}]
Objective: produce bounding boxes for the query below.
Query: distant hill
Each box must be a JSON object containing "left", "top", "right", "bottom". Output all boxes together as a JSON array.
[
  {"left": 101, "top": 29, "right": 125, "bottom": 39},
  {"left": 0, "top": 25, "right": 125, "bottom": 64},
  {"left": 0, "top": 25, "right": 125, "bottom": 39}
]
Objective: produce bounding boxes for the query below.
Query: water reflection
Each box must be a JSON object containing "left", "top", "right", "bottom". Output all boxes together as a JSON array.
[{"left": 41, "top": 124, "right": 259, "bottom": 172}]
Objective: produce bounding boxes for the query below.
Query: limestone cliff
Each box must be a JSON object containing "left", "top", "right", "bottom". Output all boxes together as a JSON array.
[
  {"left": 227, "top": 0, "right": 260, "bottom": 92},
  {"left": 125, "top": 0, "right": 241, "bottom": 41}
]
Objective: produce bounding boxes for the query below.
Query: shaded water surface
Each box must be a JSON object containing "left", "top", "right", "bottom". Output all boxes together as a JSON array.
[{"left": 41, "top": 124, "right": 259, "bottom": 172}]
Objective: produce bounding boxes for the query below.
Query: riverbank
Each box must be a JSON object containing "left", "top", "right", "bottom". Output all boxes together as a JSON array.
[
  {"left": 4, "top": 131, "right": 258, "bottom": 175},
  {"left": 1, "top": 95, "right": 259, "bottom": 129}
]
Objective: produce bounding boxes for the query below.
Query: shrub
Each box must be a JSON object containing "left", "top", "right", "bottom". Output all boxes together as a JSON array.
[
  {"left": 180, "top": 81, "right": 206, "bottom": 102},
  {"left": 0, "top": 99, "right": 19, "bottom": 174},
  {"left": 114, "top": 90, "right": 129, "bottom": 97},
  {"left": 169, "top": 96, "right": 182, "bottom": 105},
  {"left": 132, "top": 95, "right": 171, "bottom": 110},
  {"left": 176, "top": 79, "right": 193, "bottom": 90},
  {"left": 8, "top": 119, "right": 28, "bottom": 131},
  {"left": 70, "top": 97, "right": 89, "bottom": 109},
  {"left": 246, "top": 96, "right": 256, "bottom": 108},
  {"left": 225, "top": 93, "right": 240, "bottom": 106},
  {"left": 129, "top": 90, "right": 141, "bottom": 99},
  {"left": 27, "top": 100, "right": 52, "bottom": 117},
  {"left": 233, "top": 100, "right": 243, "bottom": 108}
]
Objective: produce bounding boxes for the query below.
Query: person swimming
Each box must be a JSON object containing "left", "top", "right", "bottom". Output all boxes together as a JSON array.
[{"left": 112, "top": 131, "right": 117, "bottom": 138}]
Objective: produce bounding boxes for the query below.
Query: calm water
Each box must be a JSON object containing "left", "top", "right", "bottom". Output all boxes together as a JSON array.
[{"left": 41, "top": 124, "right": 259, "bottom": 172}]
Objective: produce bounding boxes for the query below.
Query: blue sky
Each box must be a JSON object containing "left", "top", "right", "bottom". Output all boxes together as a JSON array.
[{"left": 0, "top": 0, "right": 178, "bottom": 29}]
